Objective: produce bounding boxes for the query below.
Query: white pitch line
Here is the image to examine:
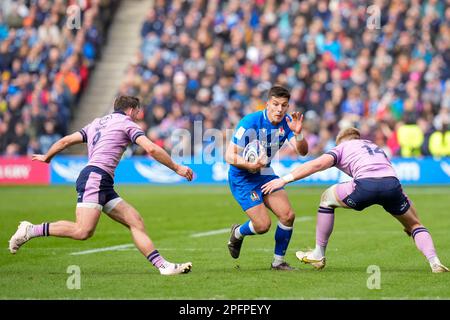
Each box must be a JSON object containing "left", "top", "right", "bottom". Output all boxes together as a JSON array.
[
  {"left": 296, "top": 216, "right": 314, "bottom": 223},
  {"left": 190, "top": 216, "right": 313, "bottom": 238},
  {"left": 69, "top": 217, "right": 315, "bottom": 254},
  {"left": 190, "top": 228, "right": 230, "bottom": 238},
  {"left": 69, "top": 243, "right": 134, "bottom": 255}
]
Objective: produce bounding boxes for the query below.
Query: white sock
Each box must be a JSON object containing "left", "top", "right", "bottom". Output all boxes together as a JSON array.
[
  {"left": 429, "top": 256, "right": 441, "bottom": 266},
  {"left": 234, "top": 227, "right": 243, "bottom": 239},
  {"left": 272, "top": 254, "right": 284, "bottom": 266},
  {"left": 312, "top": 244, "right": 326, "bottom": 259}
]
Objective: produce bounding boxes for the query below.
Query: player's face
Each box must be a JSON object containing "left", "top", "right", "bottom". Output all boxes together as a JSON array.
[
  {"left": 266, "top": 96, "right": 289, "bottom": 124},
  {"left": 127, "top": 106, "right": 141, "bottom": 121}
]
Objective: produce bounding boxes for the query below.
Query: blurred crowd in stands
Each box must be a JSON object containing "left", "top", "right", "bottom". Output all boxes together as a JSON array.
[
  {"left": 0, "top": 0, "right": 119, "bottom": 156},
  {"left": 1, "top": 0, "right": 449, "bottom": 159},
  {"left": 120, "top": 0, "right": 449, "bottom": 158}
]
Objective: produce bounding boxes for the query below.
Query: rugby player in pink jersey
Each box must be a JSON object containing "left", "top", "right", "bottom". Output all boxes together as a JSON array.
[
  {"left": 8, "top": 96, "right": 194, "bottom": 275},
  {"left": 262, "top": 127, "right": 448, "bottom": 273}
]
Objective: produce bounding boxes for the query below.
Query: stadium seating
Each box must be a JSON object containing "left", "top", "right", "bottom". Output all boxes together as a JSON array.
[
  {"left": 0, "top": 0, "right": 120, "bottom": 155},
  {"left": 120, "top": 0, "right": 449, "bottom": 158},
  {"left": 1, "top": 0, "right": 449, "bottom": 158}
]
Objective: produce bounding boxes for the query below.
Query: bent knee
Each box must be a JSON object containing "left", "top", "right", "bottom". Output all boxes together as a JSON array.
[
  {"left": 278, "top": 209, "right": 295, "bottom": 227},
  {"left": 320, "top": 186, "right": 340, "bottom": 208},
  {"left": 128, "top": 213, "right": 146, "bottom": 230},
  {"left": 74, "top": 228, "right": 95, "bottom": 240},
  {"left": 253, "top": 220, "right": 271, "bottom": 234}
]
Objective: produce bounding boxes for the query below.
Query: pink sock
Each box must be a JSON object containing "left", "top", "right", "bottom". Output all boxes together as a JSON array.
[
  {"left": 316, "top": 207, "right": 335, "bottom": 247},
  {"left": 29, "top": 223, "right": 49, "bottom": 238},
  {"left": 147, "top": 250, "right": 167, "bottom": 268},
  {"left": 412, "top": 227, "right": 436, "bottom": 261}
]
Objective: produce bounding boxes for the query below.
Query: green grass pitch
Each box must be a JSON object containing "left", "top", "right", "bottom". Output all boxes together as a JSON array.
[{"left": 0, "top": 185, "right": 449, "bottom": 299}]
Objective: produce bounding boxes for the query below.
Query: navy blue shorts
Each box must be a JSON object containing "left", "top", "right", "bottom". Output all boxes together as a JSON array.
[
  {"left": 341, "top": 177, "right": 410, "bottom": 215},
  {"left": 76, "top": 165, "right": 120, "bottom": 211}
]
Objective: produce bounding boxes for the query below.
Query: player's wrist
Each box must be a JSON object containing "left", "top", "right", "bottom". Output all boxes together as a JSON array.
[
  {"left": 295, "top": 132, "right": 304, "bottom": 142},
  {"left": 281, "top": 173, "right": 294, "bottom": 184}
]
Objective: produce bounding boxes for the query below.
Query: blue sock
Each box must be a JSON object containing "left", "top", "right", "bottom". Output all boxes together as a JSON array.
[
  {"left": 238, "top": 220, "right": 256, "bottom": 238},
  {"left": 274, "top": 221, "right": 293, "bottom": 256}
]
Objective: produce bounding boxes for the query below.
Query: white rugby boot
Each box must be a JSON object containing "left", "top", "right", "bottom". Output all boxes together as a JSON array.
[
  {"left": 159, "top": 262, "right": 192, "bottom": 275},
  {"left": 431, "top": 262, "right": 449, "bottom": 273},
  {"left": 295, "top": 250, "right": 326, "bottom": 270},
  {"left": 9, "top": 221, "right": 33, "bottom": 254}
]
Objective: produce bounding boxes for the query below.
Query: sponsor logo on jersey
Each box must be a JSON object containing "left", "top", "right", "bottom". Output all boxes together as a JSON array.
[
  {"left": 99, "top": 114, "right": 113, "bottom": 125},
  {"left": 234, "top": 127, "right": 246, "bottom": 140}
]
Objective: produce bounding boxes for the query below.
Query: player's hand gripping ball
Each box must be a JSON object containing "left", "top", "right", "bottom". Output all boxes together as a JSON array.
[
  {"left": 243, "top": 140, "right": 264, "bottom": 162},
  {"left": 243, "top": 140, "right": 268, "bottom": 173}
]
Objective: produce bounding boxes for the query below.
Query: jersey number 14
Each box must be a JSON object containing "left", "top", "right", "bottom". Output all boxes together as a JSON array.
[{"left": 361, "top": 145, "right": 387, "bottom": 158}]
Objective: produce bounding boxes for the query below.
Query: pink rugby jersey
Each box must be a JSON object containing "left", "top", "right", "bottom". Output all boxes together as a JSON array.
[
  {"left": 79, "top": 111, "right": 145, "bottom": 178},
  {"left": 326, "top": 139, "right": 397, "bottom": 180}
]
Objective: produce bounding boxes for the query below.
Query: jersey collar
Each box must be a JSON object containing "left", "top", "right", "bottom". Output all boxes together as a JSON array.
[
  {"left": 263, "top": 109, "right": 282, "bottom": 127},
  {"left": 113, "top": 111, "right": 126, "bottom": 115},
  {"left": 263, "top": 109, "right": 268, "bottom": 121}
]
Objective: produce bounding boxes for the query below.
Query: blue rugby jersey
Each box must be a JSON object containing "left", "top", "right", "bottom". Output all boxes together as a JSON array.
[{"left": 229, "top": 109, "right": 294, "bottom": 176}]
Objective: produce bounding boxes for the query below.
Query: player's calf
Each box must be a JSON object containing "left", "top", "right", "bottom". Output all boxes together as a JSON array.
[{"left": 307, "top": 187, "right": 339, "bottom": 261}]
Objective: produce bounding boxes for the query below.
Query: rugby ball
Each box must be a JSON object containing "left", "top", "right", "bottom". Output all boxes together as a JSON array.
[{"left": 243, "top": 140, "right": 266, "bottom": 163}]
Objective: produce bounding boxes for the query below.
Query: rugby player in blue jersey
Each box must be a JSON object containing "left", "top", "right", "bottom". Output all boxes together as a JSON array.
[{"left": 225, "top": 86, "right": 308, "bottom": 270}]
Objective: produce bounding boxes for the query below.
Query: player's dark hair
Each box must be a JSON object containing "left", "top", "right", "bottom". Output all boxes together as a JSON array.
[
  {"left": 114, "top": 95, "right": 140, "bottom": 111},
  {"left": 268, "top": 86, "right": 290, "bottom": 100}
]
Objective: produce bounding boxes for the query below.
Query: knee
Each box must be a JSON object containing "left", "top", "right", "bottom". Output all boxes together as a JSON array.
[
  {"left": 128, "top": 213, "right": 145, "bottom": 231},
  {"left": 74, "top": 228, "right": 95, "bottom": 240},
  {"left": 253, "top": 219, "right": 271, "bottom": 234},
  {"left": 279, "top": 210, "right": 295, "bottom": 227},
  {"left": 320, "top": 187, "right": 340, "bottom": 208}
]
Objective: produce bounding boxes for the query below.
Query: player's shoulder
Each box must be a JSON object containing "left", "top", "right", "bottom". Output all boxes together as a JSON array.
[
  {"left": 111, "top": 111, "right": 136, "bottom": 127},
  {"left": 330, "top": 139, "right": 357, "bottom": 153},
  {"left": 362, "top": 139, "right": 378, "bottom": 147},
  {"left": 240, "top": 110, "right": 264, "bottom": 125},
  {"left": 339, "top": 139, "right": 378, "bottom": 151}
]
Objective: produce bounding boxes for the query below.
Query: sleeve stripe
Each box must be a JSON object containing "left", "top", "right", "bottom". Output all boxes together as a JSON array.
[
  {"left": 79, "top": 129, "right": 87, "bottom": 143},
  {"left": 325, "top": 151, "right": 338, "bottom": 166},
  {"left": 132, "top": 131, "right": 145, "bottom": 143}
]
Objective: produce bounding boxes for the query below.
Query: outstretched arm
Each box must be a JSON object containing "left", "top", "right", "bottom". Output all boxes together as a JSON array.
[
  {"left": 261, "top": 153, "right": 335, "bottom": 194},
  {"left": 287, "top": 112, "right": 308, "bottom": 156},
  {"left": 135, "top": 135, "right": 193, "bottom": 181},
  {"left": 32, "top": 132, "right": 84, "bottom": 163}
]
